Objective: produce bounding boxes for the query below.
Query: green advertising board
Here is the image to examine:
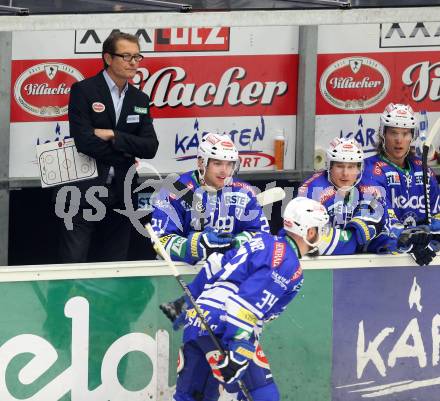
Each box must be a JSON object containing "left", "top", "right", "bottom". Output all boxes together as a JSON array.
[{"left": 0, "top": 267, "right": 331, "bottom": 401}]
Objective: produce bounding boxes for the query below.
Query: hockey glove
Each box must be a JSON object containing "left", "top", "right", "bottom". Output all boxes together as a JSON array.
[
  {"left": 187, "top": 228, "right": 234, "bottom": 261},
  {"left": 216, "top": 340, "right": 255, "bottom": 384},
  {"left": 411, "top": 242, "right": 438, "bottom": 266},
  {"left": 397, "top": 225, "right": 431, "bottom": 253},
  {"left": 346, "top": 218, "right": 377, "bottom": 246},
  {"left": 159, "top": 295, "right": 187, "bottom": 323}
]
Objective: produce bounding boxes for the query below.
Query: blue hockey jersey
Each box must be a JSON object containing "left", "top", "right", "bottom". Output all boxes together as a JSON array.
[
  {"left": 362, "top": 154, "right": 440, "bottom": 226},
  {"left": 298, "top": 171, "right": 384, "bottom": 255},
  {"left": 298, "top": 171, "right": 360, "bottom": 228},
  {"left": 361, "top": 154, "right": 440, "bottom": 253},
  {"left": 182, "top": 232, "right": 303, "bottom": 345},
  {"left": 151, "top": 170, "right": 269, "bottom": 264}
]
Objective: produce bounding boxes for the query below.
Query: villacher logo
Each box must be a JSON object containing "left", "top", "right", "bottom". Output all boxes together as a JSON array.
[
  {"left": 14, "top": 63, "right": 84, "bottom": 118},
  {"left": 319, "top": 56, "right": 390, "bottom": 111}
]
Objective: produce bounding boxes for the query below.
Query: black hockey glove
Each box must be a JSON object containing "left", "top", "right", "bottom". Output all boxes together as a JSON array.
[
  {"left": 216, "top": 353, "right": 249, "bottom": 384},
  {"left": 159, "top": 295, "right": 187, "bottom": 322},
  {"left": 397, "top": 225, "right": 431, "bottom": 253},
  {"left": 411, "top": 242, "right": 437, "bottom": 266}
]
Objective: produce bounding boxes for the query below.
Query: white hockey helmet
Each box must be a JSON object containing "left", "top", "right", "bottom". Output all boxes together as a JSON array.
[
  {"left": 379, "top": 103, "right": 418, "bottom": 139},
  {"left": 326, "top": 137, "right": 364, "bottom": 190},
  {"left": 197, "top": 133, "right": 240, "bottom": 188},
  {"left": 283, "top": 197, "right": 329, "bottom": 251},
  {"left": 198, "top": 133, "right": 239, "bottom": 167},
  {"left": 326, "top": 137, "right": 364, "bottom": 164}
]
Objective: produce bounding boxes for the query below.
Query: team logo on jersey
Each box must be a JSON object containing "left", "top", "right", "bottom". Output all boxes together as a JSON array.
[
  {"left": 271, "top": 241, "right": 286, "bottom": 268},
  {"left": 195, "top": 201, "right": 205, "bottom": 212},
  {"left": 385, "top": 171, "right": 400, "bottom": 185}
]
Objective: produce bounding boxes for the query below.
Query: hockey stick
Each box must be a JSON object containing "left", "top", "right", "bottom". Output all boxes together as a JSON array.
[
  {"left": 421, "top": 117, "right": 440, "bottom": 225},
  {"left": 145, "top": 224, "right": 254, "bottom": 401},
  {"left": 256, "top": 186, "right": 285, "bottom": 206}
]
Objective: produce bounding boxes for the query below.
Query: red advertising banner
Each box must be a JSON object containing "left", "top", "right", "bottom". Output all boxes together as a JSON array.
[
  {"left": 11, "top": 54, "right": 298, "bottom": 123},
  {"left": 317, "top": 51, "right": 440, "bottom": 115}
]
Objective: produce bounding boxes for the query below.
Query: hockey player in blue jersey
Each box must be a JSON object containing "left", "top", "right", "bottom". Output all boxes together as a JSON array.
[
  {"left": 151, "top": 132, "right": 269, "bottom": 265},
  {"left": 153, "top": 132, "right": 269, "bottom": 322},
  {"left": 298, "top": 137, "right": 381, "bottom": 255},
  {"left": 172, "top": 197, "right": 329, "bottom": 401},
  {"left": 362, "top": 103, "right": 440, "bottom": 265}
]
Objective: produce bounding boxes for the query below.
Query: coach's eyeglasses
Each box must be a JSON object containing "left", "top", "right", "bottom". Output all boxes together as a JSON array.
[{"left": 111, "top": 53, "right": 144, "bottom": 62}]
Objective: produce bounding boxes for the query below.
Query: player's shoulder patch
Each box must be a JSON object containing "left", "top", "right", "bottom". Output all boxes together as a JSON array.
[
  {"left": 320, "top": 186, "right": 337, "bottom": 204},
  {"left": 298, "top": 172, "right": 325, "bottom": 196},
  {"left": 297, "top": 186, "right": 308, "bottom": 196},
  {"left": 271, "top": 241, "right": 286, "bottom": 268},
  {"left": 232, "top": 180, "right": 256, "bottom": 196},
  {"left": 304, "top": 171, "right": 324, "bottom": 185}
]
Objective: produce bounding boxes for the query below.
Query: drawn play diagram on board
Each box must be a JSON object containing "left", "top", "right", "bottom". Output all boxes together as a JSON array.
[{"left": 36, "top": 139, "right": 97, "bottom": 187}]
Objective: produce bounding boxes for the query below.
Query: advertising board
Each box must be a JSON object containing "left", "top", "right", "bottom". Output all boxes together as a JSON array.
[{"left": 9, "top": 27, "right": 299, "bottom": 178}]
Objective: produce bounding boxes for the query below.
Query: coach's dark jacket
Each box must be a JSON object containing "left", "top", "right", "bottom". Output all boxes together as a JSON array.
[{"left": 67, "top": 70, "right": 158, "bottom": 206}]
